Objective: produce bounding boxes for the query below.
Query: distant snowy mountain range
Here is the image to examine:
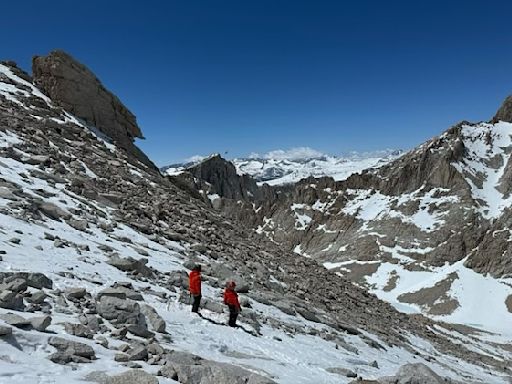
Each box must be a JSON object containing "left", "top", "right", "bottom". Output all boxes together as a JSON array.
[{"left": 162, "top": 147, "right": 403, "bottom": 185}]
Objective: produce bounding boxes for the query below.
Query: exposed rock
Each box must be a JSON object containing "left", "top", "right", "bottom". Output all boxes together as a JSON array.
[
  {"left": 492, "top": 95, "right": 512, "bottom": 124},
  {"left": 64, "top": 322, "right": 94, "bottom": 338},
  {"left": 159, "top": 350, "right": 276, "bottom": 384},
  {"left": 0, "top": 325, "right": 13, "bottom": 336},
  {"left": 106, "top": 255, "right": 154, "bottom": 278},
  {"left": 379, "top": 363, "right": 449, "bottom": 384},
  {"left": 26, "top": 290, "right": 47, "bottom": 304},
  {"left": 140, "top": 303, "right": 166, "bottom": 333},
  {"left": 0, "top": 313, "right": 31, "bottom": 328},
  {"left": 97, "top": 286, "right": 142, "bottom": 301},
  {"left": 0, "top": 290, "right": 24, "bottom": 310},
  {"left": 127, "top": 344, "right": 148, "bottom": 361},
  {"left": 65, "top": 287, "right": 87, "bottom": 300},
  {"left": 0, "top": 277, "right": 27, "bottom": 293},
  {"left": 31, "top": 315, "right": 52, "bottom": 332},
  {"left": 48, "top": 336, "right": 95, "bottom": 360},
  {"left": 96, "top": 296, "right": 152, "bottom": 337},
  {"left": 326, "top": 367, "right": 357, "bottom": 378},
  {"left": 32, "top": 50, "right": 154, "bottom": 168},
  {"left": 85, "top": 369, "right": 158, "bottom": 384},
  {"left": 0, "top": 272, "right": 52, "bottom": 289},
  {"left": 37, "top": 202, "right": 71, "bottom": 221}
]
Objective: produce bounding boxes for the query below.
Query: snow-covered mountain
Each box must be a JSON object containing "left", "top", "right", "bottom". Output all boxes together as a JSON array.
[
  {"left": 4, "top": 51, "right": 510, "bottom": 384},
  {"left": 163, "top": 148, "right": 402, "bottom": 186}
]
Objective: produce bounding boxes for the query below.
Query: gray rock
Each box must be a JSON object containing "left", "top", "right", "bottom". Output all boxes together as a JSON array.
[
  {"left": 48, "top": 336, "right": 95, "bottom": 359},
  {"left": 64, "top": 322, "right": 93, "bottom": 338},
  {"left": 128, "top": 344, "right": 148, "bottom": 361},
  {"left": 0, "top": 277, "right": 28, "bottom": 293},
  {"left": 31, "top": 315, "right": 52, "bottom": 332},
  {"left": 0, "top": 313, "right": 31, "bottom": 328},
  {"left": 96, "top": 296, "right": 152, "bottom": 338},
  {"left": 96, "top": 287, "right": 127, "bottom": 300},
  {"left": 140, "top": 303, "right": 166, "bottom": 333},
  {"left": 9, "top": 237, "right": 21, "bottom": 244},
  {"left": 37, "top": 202, "right": 71, "bottom": 221},
  {"left": 114, "top": 353, "right": 129, "bottom": 362},
  {"left": 147, "top": 342, "right": 165, "bottom": 356},
  {"left": 85, "top": 370, "right": 158, "bottom": 384},
  {"left": 160, "top": 350, "right": 276, "bottom": 384},
  {"left": 106, "top": 255, "right": 154, "bottom": 277},
  {"left": 27, "top": 290, "right": 47, "bottom": 304},
  {"left": 65, "top": 287, "right": 87, "bottom": 300},
  {"left": 97, "top": 286, "right": 142, "bottom": 301},
  {"left": 0, "top": 290, "right": 24, "bottom": 310},
  {"left": 326, "top": 367, "right": 357, "bottom": 378},
  {"left": 32, "top": 50, "right": 154, "bottom": 168},
  {"left": 67, "top": 218, "right": 88, "bottom": 231},
  {"left": 0, "top": 272, "right": 52, "bottom": 289},
  {"left": 0, "top": 325, "right": 13, "bottom": 336},
  {"left": 379, "top": 363, "right": 447, "bottom": 384}
]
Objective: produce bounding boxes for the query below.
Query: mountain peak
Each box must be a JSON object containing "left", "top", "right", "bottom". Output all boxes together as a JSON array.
[
  {"left": 32, "top": 50, "right": 153, "bottom": 168},
  {"left": 492, "top": 94, "right": 512, "bottom": 123}
]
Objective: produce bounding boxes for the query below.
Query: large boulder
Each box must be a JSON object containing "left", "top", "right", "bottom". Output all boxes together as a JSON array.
[
  {"left": 0, "top": 272, "right": 52, "bottom": 289},
  {"left": 159, "top": 350, "right": 276, "bottom": 384},
  {"left": 140, "top": 303, "right": 166, "bottom": 333},
  {"left": 85, "top": 370, "right": 158, "bottom": 384},
  {"left": 96, "top": 296, "right": 152, "bottom": 337},
  {"left": 32, "top": 50, "right": 154, "bottom": 168},
  {"left": 48, "top": 336, "right": 95, "bottom": 363}
]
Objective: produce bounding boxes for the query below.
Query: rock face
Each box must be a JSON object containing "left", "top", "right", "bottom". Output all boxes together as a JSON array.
[
  {"left": 492, "top": 94, "right": 512, "bottom": 123},
  {"left": 32, "top": 50, "right": 153, "bottom": 168}
]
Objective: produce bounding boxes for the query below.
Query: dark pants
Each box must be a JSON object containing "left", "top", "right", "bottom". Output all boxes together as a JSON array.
[
  {"left": 191, "top": 294, "right": 201, "bottom": 313},
  {"left": 228, "top": 305, "right": 239, "bottom": 327}
]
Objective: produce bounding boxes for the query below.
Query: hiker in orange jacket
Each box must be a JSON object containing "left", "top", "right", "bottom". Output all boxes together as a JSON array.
[
  {"left": 189, "top": 265, "right": 202, "bottom": 313},
  {"left": 223, "top": 281, "right": 241, "bottom": 327}
]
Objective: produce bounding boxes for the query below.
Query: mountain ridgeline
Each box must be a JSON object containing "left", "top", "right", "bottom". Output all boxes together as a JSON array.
[{"left": 0, "top": 50, "right": 511, "bottom": 383}]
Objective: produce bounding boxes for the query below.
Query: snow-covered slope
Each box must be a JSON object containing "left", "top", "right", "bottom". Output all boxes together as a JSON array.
[
  {"left": 163, "top": 148, "right": 402, "bottom": 186},
  {"left": 2, "top": 57, "right": 512, "bottom": 384}
]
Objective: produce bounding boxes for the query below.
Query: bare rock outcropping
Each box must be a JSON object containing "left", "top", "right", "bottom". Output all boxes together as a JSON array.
[{"left": 32, "top": 50, "right": 154, "bottom": 168}]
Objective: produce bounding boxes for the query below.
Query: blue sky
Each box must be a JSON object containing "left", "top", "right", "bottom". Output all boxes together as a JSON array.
[{"left": 3, "top": 1, "right": 512, "bottom": 165}]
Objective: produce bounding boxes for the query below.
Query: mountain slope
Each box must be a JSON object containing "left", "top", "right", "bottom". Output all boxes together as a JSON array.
[
  {"left": 168, "top": 106, "right": 512, "bottom": 340},
  {"left": 1, "top": 56, "right": 511, "bottom": 383}
]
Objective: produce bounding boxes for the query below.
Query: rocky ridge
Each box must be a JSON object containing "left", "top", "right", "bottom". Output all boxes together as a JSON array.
[{"left": 0, "top": 55, "right": 511, "bottom": 383}]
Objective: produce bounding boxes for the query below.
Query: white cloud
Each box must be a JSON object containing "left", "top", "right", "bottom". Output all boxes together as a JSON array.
[{"left": 250, "top": 147, "right": 326, "bottom": 161}]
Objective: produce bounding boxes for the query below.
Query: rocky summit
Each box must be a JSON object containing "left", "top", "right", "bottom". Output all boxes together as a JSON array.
[{"left": 0, "top": 52, "right": 511, "bottom": 384}]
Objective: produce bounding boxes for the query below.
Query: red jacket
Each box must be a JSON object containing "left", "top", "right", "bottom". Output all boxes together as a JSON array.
[
  {"left": 223, "top": 288, "right": 240, "bottom": 309},
  {"left": 189, "top": 270, "right": 201, "bottom": 295}
]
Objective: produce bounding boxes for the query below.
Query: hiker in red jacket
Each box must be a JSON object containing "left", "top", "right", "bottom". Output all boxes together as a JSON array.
[
  {"left": 223, "top": 281, "right": 241, "bottom": 327},
  {"left": 189, "top": 265, "right": 202, "bottom": 313}
]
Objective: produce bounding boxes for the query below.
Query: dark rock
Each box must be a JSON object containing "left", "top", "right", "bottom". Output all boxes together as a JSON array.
[{"left": 65, "top": 287, "right": 87, "bottom": 300}]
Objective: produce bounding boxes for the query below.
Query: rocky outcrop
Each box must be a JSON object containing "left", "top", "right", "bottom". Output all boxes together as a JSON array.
[
  {"left": 492, "top": 94, "right": 512, "bottom": 123},
  {"left": 32, "top": 50, "right": 154, "bottom": 168}
]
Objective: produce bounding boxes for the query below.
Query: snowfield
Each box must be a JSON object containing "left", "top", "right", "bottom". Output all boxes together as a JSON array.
[{"left": 163, "top": 148, "right": 403, "bottom": 186}]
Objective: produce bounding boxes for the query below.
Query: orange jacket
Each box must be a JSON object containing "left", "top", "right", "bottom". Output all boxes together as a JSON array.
[
  {"left": 223, "top": 288, "right": 240, "bottom": 309},
  {"left": 189, "top": 270, "right": 201, "bottom": 295}
]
